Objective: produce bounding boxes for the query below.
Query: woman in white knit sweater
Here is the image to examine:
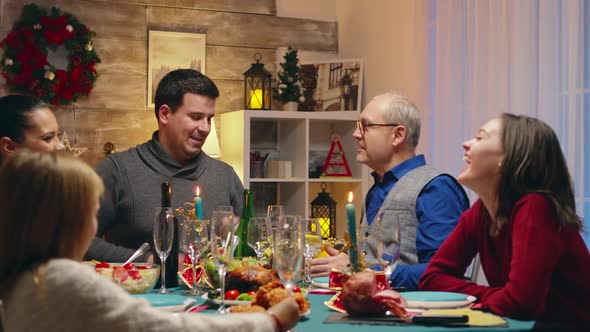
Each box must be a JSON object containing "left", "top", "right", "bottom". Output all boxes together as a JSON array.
[{"left": 0, "top": 150, "right": 299, "bottom": 332}]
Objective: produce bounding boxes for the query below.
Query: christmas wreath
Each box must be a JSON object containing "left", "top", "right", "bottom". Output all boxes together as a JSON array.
[{"left": 0, "top": 3, "right": 101, "bottom": 106}]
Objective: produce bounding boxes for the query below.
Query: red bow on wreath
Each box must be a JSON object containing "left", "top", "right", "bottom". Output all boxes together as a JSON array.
[{"left": 41, "top": 15, "right": 74, "bottom": 45}]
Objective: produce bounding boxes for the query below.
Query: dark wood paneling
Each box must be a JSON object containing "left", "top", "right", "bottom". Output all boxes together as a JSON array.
[
  {"left": 142, "top": 0, "right": 276, "bottom": 15},
  {"left": 87, "top": 0, "right": 276, "bottom": 15},
  {"left": 0, "top": 0, "right": 338, "bottom": 162},
  {"left": 1, "top": 0, "right": 146, "bottom": 40},
  {"left": 94, "top": 38, "right": 146, "bottom": 76},
  {"left": 73, "top": 73, "right": 146, "bottom": 110},
  {"left": 148, "top": 7, "right": 338, "bottom": 52},
  {"left": 215, "top": 79, "right": 244, "bottom": 113},
  {"left": 206, "top": 45, "right": 275, "bottom": 81}
]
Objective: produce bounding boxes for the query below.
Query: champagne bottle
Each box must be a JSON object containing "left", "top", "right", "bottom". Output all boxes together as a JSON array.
[
  {"left": 155, "top": 182, "right": 179, "bottom": 288},
  {"left": 234, "top": 189, "right": 256, "bottom": 258}
]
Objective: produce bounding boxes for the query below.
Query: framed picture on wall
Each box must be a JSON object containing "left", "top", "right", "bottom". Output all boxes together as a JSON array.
[
  {"left": 298, "top": 59, "right": 363, "bottom": 112},
  {"left": 147, "top": 31, "right": 206, "bottom": 109}
]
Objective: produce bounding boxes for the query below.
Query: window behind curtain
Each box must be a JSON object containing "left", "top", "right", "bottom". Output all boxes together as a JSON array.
[{"left": 582, "top": 2, "right": 590, "bottom": 246}]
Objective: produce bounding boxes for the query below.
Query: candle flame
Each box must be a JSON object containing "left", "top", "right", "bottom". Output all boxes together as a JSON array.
[
  {"left": 195, "top": 186, "right": 201, "bottom": 196},
  {"left": 348, "top": 191, "right": 353, "bottom": 203}
]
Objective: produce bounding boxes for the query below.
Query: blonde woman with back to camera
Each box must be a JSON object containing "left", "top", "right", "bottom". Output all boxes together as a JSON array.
[{"left": 0, "top": 150, "right": 299, "bottom": 332}]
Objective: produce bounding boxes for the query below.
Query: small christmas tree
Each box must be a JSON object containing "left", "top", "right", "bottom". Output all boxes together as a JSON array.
[{"left": 275, "top": 47, "right": 305, "bottom": 103}]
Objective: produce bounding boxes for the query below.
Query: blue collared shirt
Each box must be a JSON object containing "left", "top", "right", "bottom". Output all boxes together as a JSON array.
[{"left": 365, "top": 155, "right": 469, "bottom": 290}]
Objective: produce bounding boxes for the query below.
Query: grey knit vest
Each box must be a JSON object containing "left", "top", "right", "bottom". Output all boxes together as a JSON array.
[{"left": 360, "top": 165, "right": 442, "bottom": 267}]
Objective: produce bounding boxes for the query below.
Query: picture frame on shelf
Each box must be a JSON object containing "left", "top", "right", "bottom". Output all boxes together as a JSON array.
[
  {"left": 147, "top": 31, "right": 206, "bottom": 109},
  {"left": 298, "top": 59, "right": 363, "bottom": 112}
]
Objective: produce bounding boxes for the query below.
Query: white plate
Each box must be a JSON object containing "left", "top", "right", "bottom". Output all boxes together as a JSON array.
[
  {"left": 401, "top": 291, "right": 477, "bottom": 309},
  {"left": 202, "top": 292, "right": 250, "bottom": 306},
  {"left": 311, "top": 277, "right": 330, "bottom": 289},
  {"left": 226, "top": 307, "right": 311, "bottom": 318}
]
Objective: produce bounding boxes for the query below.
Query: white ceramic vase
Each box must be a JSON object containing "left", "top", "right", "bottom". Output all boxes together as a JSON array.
[{"left": 282, "top": 101, "right": 299, "bottom": 112}]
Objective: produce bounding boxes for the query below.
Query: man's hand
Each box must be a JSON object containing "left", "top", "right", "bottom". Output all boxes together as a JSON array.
[{"left": 310, "top": 245, "right": 350, "bottom": 277}]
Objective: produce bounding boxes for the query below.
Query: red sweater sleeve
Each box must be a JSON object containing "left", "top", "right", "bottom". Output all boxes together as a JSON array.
[
  {"left": 478, "top": 194, "right": 563, "bottom": 319},
  {"left": 419, "top": 200, "right": 496, "bottom": 298},
  {"left": 421, "top": 194, "right": 567, "bottom": 320}
]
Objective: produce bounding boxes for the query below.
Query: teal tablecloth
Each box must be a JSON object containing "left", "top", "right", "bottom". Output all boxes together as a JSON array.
[{"left": 134, "top": 288, "right": 536, "bottom": 331}]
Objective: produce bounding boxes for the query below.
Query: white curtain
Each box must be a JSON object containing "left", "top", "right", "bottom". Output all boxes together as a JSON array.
[{"left": 425, "top": 0, "right": 588, "bottom": 247}]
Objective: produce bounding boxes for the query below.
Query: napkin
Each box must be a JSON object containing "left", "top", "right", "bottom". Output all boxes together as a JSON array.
[{"left": 421, "top": 308, "right": 507, "bottom": 327}]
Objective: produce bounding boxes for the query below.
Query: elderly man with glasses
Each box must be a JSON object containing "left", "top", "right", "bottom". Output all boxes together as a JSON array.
[{"left": 311, "top": 92, "right": 469, "bottom": 291}]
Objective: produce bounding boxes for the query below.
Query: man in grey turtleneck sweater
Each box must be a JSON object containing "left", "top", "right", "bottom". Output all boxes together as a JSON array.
[{"left": 85, "top": 69, "right": 243, "bottom": 262}]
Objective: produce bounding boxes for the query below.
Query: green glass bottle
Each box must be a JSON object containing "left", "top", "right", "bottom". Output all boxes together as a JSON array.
[{"left": 234, "top": 189, "right": 256, "bottom": 258}]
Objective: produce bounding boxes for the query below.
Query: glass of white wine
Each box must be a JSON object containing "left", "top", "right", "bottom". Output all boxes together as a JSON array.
[
  {"left": 209, "top": 210, "right": 235, "bottom": 314},
  {"left": 273, "top": 215, "right": 304, "bottom": 294},
  {"left": 301, "top": 218, "right": 322, "bottom": 286},
  {"left": 247, "top": 217, "right": 271, "bottom": 260},
  {"left": 374, "top": 210, "right": 401, "bottom": 289}
]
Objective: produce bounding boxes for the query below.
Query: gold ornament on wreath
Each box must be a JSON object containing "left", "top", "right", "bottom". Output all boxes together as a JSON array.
[{"left": 0, "top": 4, "right": 101, "bottom": 106}]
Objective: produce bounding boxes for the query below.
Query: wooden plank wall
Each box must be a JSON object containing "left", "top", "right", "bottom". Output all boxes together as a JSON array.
[{"left": 0, "top": 0, "right": 337, "bottom": 165}]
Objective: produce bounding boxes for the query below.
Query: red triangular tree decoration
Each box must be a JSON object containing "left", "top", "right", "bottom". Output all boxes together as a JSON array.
[{"left": 322, "top": 134, "right": 352, "bottom": 177}]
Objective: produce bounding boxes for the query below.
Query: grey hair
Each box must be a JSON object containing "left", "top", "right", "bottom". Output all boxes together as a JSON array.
[{"left": 374, "top": 92, "right": 421, "bottom": 149}]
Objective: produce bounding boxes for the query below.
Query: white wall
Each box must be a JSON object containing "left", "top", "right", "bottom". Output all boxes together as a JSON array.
[{"left": 276, "top": 0, "right": 432, "bottom": 154}]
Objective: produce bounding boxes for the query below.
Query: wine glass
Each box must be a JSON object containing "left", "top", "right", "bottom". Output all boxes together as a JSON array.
[
  {"left": 209, "top": 210, "right": 236, "bottom": 314},
  {"left": 374, "top": 209, "right": 401, "bottom": 289},
  {"left": 179, "top": 217, "right": 209, "bottom": 295},
  {"left": 217, "top": 205, "right": 238, "bottom": 230},
  {"left": 247, "top": 217, "right": 271, "bottom": 260},
  {"left": 153, "top": 207, "right": 175, "bottom": 294},
  {"left": 273, "top": 215, "right": 304, "bottom": 294},
  {"left": 302, "top": 218, "right": 323, "bottom": 286},
  {"left": 266, "top": 205, "right": 284, "bottom": 251},
  {"left": 216, "top": 205, "right": 234, "bottom": 216},
  {"left": 266, "top": 205, "right": 284, "bottom": 233}
]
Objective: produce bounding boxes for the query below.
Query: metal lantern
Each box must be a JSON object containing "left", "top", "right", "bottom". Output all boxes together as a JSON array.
[
  {"left": 243, "top": 53, "right": 272, "bottom": 110},
  {"left": 310, "top": 183, "right": 337, "bottom": 239},
  {"left": 339, "top": 71, "right": 353, "bottom": 110}
]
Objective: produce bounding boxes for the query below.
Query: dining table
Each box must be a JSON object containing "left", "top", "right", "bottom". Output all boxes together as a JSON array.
[{"left": 134, "top": 286, "right": 537, "bottom": 332}]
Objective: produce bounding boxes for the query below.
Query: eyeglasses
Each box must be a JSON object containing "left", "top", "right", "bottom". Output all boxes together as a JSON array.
[{"left": 356, "top": 120, "right": 400, "bottom": 135}]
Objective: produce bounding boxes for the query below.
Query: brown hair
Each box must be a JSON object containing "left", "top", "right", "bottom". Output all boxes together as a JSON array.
[
  {"left": 0, "top": 150, "right": 104, "bottom": 295},
  {"left": 154, "top": 69, "right": 219, "bottom": 119},
  {"left": 493, "top": 113, "right": 582, "bottom": 234}
]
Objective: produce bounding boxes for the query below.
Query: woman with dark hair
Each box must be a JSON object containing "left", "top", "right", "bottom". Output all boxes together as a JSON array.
[
  {"left": 0, "top": 150, "right": 299, "bottom": 332},
  {"left": 419, "top": 114, "right": 589, "bottom": 327},
  {"left": 0, "top": 94, "right": 64, "bottom": 163}
]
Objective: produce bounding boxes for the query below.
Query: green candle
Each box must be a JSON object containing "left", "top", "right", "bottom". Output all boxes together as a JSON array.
[
  {"left": 194, "top": 186, "right": 203, "bottom": 220},
  {"left": 346, "top": 191, "right": 359, "bottom": 271}
]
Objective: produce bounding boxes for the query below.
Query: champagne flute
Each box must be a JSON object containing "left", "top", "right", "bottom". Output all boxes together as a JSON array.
[
  {"left": 180, "top": 217, "right": 209, "bottom": 295},
  {"left": 247, "top": 217, "right": 271, "bottom": 260},
  {"left": 217, "top": 205, "right": 238, "bottom": 231},
  {"left": 216, "top": 205, "right": 234, "bottom": 214},
  {"left": 266, "top": 205, "right": 284, "bottom": 255},
  {"left": 302, "top": 218, "right": 322, "bottom": 286},
  {"left": 274, "top": 215, "right": 304, "bottom": 294},
  {"left": 374, "top": 209, "right": 401, "bottom": 289},
  {"left": 210, "top": 210, "right": 236, "bottom": 314},
  {"left": 153, "top": 207, "right": 174, "bottom": 294},
  {"left": 266, "top": 205, "right": 284, "bottom": 232}
]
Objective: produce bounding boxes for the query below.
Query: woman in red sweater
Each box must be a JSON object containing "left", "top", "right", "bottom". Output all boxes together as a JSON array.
[{"left": 419, "top": 113, "right": 589, "bottom": 327}]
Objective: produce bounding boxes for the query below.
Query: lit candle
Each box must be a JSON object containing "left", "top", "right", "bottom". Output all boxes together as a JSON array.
[
  {"left": 346, "top": 191, "right": 359, "bottom": 271},
  {"left": 194, "top": 186, "right": 203, "bottom": 220},
  {"left": 249, "top": 89, "right": 263, "bottom": 109}
]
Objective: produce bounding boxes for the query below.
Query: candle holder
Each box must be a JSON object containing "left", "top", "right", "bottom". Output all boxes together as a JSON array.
[{"left": 343, "top": 232, "right": 365, "bottom": 273}]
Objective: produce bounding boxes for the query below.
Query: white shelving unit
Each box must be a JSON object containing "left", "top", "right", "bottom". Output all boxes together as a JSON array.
[{"left": 220, "top": 110, "right": 370, "bottom": 238}]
